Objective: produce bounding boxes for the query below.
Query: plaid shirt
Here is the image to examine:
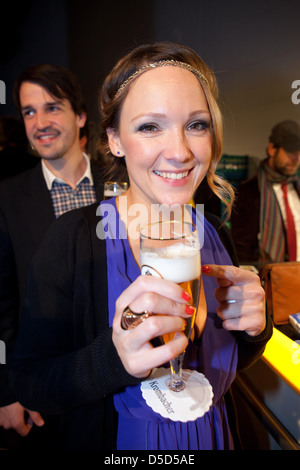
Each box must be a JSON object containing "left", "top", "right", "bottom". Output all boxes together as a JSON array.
[
  {"left": 50, "top": 177, "right": 97, "bottom": 218},
  {"left": 41, "top": 154, "right": 97, "bottom": 218}
]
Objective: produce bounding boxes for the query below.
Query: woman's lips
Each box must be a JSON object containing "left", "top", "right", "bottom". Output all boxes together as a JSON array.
[{"left": 153, "top": 169, "right": 192, "bottom": 180}]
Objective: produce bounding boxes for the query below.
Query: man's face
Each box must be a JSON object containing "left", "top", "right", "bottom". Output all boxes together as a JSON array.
[
  {"left": 268, "top": 143, "right": 300, "bottom": 176},
  {"left": 19, "top": 82, "right": 85, "bottom": 161}
]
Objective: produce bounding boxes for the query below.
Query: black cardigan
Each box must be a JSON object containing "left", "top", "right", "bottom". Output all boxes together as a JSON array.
[{"left": 9, "top": 202, "right": 272, "bottom": 450}]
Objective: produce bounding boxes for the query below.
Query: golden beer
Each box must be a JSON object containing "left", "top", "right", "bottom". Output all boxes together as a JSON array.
[{"left": 140, "top": 241, "right": 201, "bottom": 343}]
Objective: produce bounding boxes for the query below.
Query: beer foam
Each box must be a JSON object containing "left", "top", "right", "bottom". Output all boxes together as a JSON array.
[{"left": 141, "top": 243, "right": 200, "bottom": 283}]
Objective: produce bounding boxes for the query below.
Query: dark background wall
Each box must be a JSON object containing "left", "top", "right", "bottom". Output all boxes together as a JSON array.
[{"left": 1, "top": 0, "right": 300, "bottom": 161}]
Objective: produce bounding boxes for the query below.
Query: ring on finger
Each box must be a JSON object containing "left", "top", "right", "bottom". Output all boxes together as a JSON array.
[{"left": 121, "top": 306, "right": 153, "bottom": 330}]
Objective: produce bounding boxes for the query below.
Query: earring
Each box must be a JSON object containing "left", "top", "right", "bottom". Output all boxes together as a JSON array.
[{"left": 117, "top": 151, "right": 120, "bottom": 155}]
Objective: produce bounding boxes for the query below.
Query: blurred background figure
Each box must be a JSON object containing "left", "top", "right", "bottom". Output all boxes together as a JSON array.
[
  {"left": 231, "top": 120, "right": 300, "bottom": 265},
  {"left": 0, "top": 115, "right": 38, "bottom": 180},
  {"left": 0, "top": 63, "right": 104, "bottom": 450}
]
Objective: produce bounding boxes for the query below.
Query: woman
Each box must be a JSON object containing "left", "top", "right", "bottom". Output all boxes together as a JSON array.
[{"left": 9, "top": 42, "right": 272, "bottom": 450}]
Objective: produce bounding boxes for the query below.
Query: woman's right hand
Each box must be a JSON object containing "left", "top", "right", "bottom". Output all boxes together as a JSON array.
[{"left": 112, "top": 275, "right": 193, "bottom": 378}]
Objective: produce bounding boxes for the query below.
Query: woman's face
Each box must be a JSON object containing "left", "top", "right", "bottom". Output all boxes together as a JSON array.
[{"left": 108, "top": 66, "right": 212, "bottom": 208}]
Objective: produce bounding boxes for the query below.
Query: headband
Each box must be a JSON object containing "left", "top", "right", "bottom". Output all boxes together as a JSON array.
[{"left": 114, "top": 59, "right": 210, "bottom": 99}]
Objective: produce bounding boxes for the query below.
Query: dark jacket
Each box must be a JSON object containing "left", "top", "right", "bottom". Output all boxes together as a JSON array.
[
  {"left": 231, "top": 175, "right": 261, "bottom": 264},
  {"left": 0, "top": 161, "right": 104, "bottom": 405}
]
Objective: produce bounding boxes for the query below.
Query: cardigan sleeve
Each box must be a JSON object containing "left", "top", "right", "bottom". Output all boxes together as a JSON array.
[
  {"left": 235, "top": 308, "right": 273, "bottom": 370},
  {"left": 9, "top": 208, "right": 140, "bottom": 415}
]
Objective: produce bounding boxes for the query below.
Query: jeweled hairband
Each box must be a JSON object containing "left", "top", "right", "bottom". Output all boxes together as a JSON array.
[{"left": 114, "top": 60, "right": 210, "bottom": 99}]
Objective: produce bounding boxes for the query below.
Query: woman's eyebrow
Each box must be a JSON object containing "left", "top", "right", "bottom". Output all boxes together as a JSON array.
[
  {"left": 131, "top": 112, "right": 166, "bottom": 123},
  {"left": 131, "top": 109, "right": 210, "bottom": 123}
]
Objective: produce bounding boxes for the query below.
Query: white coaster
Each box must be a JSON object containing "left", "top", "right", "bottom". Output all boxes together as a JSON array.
[{"left": 140, "top": 367, "right": 213, "bottom": 422}]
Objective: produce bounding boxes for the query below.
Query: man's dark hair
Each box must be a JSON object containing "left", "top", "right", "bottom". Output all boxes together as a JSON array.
[{"left": 13, "top": 64, "right": 86, "bottom": 116}]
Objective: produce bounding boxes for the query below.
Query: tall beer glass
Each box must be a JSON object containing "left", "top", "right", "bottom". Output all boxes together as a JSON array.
[{"left": 140, "top": 220, "right": 201, "bottom": 392}]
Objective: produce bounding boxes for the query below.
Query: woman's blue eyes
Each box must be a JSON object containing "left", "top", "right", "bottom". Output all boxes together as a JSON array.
[
  {"left": 187, "top": 120, "right": 210, "bottom": 131},
  {"left": 137, "top": 124, "right": 158, "bottom": 132},
  {"left": 137, "top": 121, "right": 210, "bottom": 133}
]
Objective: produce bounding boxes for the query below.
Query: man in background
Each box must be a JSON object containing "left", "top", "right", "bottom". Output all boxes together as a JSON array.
[
  {"left": 231, "top": 120, "right": 300, "bottom": 265},
  {"left": 0, "top": 64, "right": 103, "bottom": 448}
]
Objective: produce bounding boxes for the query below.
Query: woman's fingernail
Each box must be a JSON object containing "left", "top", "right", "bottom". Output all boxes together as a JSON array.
[
  {"left": 185, "top": 305, "right": 195, "bottom": 315},
  {"left": 182, "top": 291, "right": 191, "bottom": 302},
  {"left": 202, "top": 265, "right": 211, "bottom": 273}
]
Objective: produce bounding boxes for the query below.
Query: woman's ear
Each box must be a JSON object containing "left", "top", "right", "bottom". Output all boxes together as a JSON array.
[{"left": 106, "top": 128, "right": 124, "bottom": 157}]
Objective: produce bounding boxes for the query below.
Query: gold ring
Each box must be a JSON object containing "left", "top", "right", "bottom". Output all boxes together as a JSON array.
[{"left": 121, "top": 306, "right": 152, "bottom": 330}]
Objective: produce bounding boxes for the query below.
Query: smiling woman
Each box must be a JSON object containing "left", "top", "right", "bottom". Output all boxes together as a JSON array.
[
  {"left": 99, "top": 43, "right": 233, "bottom": 219},
  {"left": 9, "top": 42, "right": 272, "bottom": 451},
  {"left": 106, "top": 65, "right": 212, "bottom": 210}
]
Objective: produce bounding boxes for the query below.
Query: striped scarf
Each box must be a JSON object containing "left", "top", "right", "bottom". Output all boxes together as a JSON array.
[{"left": 258, "top": 158, "right": 298, "bottom": 262}]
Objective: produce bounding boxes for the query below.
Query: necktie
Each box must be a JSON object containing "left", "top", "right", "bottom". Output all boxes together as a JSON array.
[{"left": 281, "top": 183, "right": 297, "bottom": 261}]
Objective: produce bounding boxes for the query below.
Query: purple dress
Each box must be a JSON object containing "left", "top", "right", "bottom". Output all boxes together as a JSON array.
[{"left": 102, "top": 199, "right": 237, "bottom": 450}]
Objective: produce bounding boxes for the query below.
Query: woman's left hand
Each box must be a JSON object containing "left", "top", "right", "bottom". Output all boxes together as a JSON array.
[{"left": 202, "top": 264, "right": 266, "bottom": 336}]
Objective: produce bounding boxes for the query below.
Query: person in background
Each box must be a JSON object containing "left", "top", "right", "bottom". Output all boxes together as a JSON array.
[
  {"left": 231, "top": 120, "right": 300, "bottom": 265},
  {"left": 9, "top": 42, "right": 272, "bottom": 450},
  {"left": 0, "top": 64, "right": 103, "bottom": 448}
]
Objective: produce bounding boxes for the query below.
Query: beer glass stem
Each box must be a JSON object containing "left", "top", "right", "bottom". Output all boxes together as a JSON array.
[{"left": 169, "top": 352, "right": 186, "bottom": 391}]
